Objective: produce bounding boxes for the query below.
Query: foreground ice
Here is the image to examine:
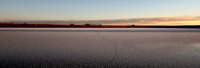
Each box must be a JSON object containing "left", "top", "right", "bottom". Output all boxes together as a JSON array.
[{"left": 0, "top": 28, "right": 200, "bottom": 67}]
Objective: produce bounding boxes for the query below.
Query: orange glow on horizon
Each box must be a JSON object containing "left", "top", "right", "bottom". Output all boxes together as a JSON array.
[{"left": 103, "top": 21, "right": 200, "bottom": 26}]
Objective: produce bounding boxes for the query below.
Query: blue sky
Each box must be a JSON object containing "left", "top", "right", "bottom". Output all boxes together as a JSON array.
[{"left": 0, "top": 0, "right": 200, "bottom": 25}]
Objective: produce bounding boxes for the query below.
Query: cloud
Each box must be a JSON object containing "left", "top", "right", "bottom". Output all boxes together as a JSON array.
[{"left": 2, "top": 16, "right": 200, "bottom": 25}]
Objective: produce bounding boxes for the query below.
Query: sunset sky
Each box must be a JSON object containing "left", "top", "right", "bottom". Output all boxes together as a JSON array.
[{"left": 0, "top": 0, "right": 200, "bottom": 25}]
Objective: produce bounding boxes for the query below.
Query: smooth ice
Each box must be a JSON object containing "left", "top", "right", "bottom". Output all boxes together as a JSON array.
[{"left": 0, "top": 28, "right": 200, "bottom": 67}]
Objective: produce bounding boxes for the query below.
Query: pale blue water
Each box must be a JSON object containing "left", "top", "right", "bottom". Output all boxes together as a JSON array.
[{"left": 0, "top": 28, "right": 200, "bottom": 67}]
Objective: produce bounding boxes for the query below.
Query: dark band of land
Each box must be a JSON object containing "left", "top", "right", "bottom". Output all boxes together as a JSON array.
[{"left": 1, "top": 23, "right": 200, "bottom": 28}]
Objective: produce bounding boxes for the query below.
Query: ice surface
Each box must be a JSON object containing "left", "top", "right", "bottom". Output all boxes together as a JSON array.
[{"left": 0, "top": 28, "right": 200, "bottom": 67}]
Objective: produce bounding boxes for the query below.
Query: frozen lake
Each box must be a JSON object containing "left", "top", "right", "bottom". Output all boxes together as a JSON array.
[{"left": 1, "top": 28, "right": 200, "bottom": 67}]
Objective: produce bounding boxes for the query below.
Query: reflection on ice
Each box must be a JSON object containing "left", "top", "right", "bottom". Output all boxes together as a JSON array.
[{"left": 0, "top": 28, "right": 200, "bottom": 32}]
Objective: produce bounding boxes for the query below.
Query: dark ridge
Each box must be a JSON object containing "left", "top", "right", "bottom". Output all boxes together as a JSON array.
[{"left": 0, "top": 23, "right": 200, "bottom": 28}]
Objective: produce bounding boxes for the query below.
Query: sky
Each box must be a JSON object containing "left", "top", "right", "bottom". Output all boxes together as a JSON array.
[{"left": 0, "top": 0, "right": 200, "bottom": 25}]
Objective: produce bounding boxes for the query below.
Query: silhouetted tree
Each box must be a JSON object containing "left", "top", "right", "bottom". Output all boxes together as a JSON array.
[
  {"left": 100, "top": 24, "right": 102, "bottom": 28},
  {"left": 70, "top": 23, "right": 75, "bottom": 25},
  {"left": 85, "top": 23, "right": 90, "bottom": 26}
]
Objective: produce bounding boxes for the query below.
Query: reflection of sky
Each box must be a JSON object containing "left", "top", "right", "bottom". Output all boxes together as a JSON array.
[
  {"left": 0, "top": 0, "right": 200, "bottom": 25},
  {"left": 1, "top": 28, "right": 200, "bottom": 32}
]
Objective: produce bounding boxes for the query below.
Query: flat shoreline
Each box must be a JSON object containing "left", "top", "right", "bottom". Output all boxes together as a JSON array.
[{"left": 1, "top": 23, "right": 200, "bottom": 28}]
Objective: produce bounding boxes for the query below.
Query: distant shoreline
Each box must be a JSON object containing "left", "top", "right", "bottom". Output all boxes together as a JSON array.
[{"left": 1, "top": 23, "right": 200, "bottom": 28}]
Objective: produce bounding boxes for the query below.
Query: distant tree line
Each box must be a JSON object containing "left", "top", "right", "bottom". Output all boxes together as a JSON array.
[
  {"left": 0, "top": 23, "right": 136, "bottom": 28},
  {"left": 2, "top": 22, "right": 198, "bottom": 28}
]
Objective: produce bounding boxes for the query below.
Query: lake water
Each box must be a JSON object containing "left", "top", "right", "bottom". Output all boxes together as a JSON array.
[{"left": 1, "top": 28, "right": 200, "bottom": 67}]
